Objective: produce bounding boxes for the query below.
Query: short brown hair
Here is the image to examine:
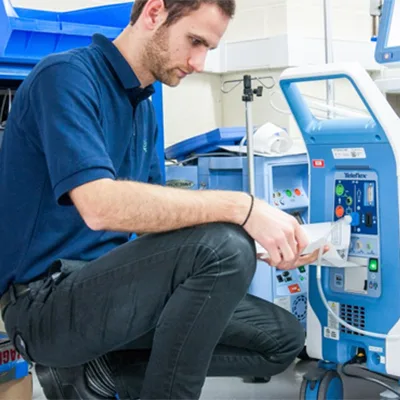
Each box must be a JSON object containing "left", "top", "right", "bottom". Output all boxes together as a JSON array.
[{"left": 130, "top": 0, "right": 235, "bottom": 27}]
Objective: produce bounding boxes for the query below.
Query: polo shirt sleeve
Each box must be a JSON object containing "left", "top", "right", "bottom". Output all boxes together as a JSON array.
[{"left": 29, "top": 62, "right": 116, "bottom": 205}]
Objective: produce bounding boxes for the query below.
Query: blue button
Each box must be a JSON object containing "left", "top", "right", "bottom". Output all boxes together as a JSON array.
[{"left": 350, "top": 212, "right": 360, "bottom": 226}]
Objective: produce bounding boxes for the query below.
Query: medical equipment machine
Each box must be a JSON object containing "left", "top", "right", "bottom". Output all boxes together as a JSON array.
[
  {"left": 166, "top": 131, "right": 310, "bottom": 331},
  {"left": 375, "top": 0, "right": 400, "bottom": 66},
  {"left": 280, "top": 62, "right": 400, "bottom": 399}
]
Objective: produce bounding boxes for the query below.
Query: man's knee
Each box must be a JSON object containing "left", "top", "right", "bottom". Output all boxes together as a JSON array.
[
  {"left": 275, "top": 315, "right": 306, "bottom": 363},
  {"left": 194, "top": 222, "right": 257, "bottom": 287},
  {"left": 201, "top": 223, "right": 257, "bottom": 279}
]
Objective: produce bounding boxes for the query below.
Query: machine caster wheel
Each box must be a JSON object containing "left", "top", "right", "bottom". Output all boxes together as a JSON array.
[{"left": 299, "top": 370, "right": 343, "bottom": 400}]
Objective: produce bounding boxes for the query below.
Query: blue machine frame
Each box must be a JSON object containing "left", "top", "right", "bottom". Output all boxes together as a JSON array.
[
  {"left": 375, "top": 0, "right": 400, "bottom": 65},
  {"left": 280, "top": 62, "right": 400, "bottom": 390}
]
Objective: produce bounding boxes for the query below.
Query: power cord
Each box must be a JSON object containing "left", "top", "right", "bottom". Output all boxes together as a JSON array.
[{"left": 341, "top": 352, "right": 400, "bottom": 398}]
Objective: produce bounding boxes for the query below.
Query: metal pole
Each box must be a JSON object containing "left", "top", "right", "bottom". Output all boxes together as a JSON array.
[
  {"left": 245, "top": 100, "right": 255, "bottom": 195},
  {"left": 323, "top": 0, "right": 335, "bottom": 118}
]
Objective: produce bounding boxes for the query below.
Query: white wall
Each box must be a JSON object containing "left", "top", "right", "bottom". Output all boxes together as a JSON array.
[{"left": 162, "top": 73, "right": 223, "bottom": 147}]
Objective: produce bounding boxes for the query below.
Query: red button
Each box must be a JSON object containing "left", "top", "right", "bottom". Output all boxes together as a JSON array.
[
  {"left": 335, "top": 205, "right": 345, "bottom": 218},
  {"left": 295, "top": 188, "right": 301, "bottom": 196},
  {"left": 289, "top": 284, "right": 301, "bottom": 294},
  {"left": 312, "top": 159, "right": 325, "bottom": 168}
]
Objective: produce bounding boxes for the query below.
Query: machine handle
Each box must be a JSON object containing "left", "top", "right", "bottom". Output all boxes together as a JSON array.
[{"left": 279, "top": 62, "right": 400, "bottom": 145}]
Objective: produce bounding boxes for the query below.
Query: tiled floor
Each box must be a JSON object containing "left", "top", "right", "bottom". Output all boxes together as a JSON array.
[{"left": 31, "top": 359, "right": 400, "bottom": 400}]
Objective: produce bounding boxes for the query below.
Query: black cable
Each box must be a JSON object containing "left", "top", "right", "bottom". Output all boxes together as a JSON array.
[
  {"left": 357, "top": 365, "right": 400, "bottom": 383},
  {"left": 341, "top": 356, "right": 400, "bottom": 398}
]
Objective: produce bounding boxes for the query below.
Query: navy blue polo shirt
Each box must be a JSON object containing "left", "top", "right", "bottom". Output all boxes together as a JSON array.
[{"left": 0, "top": 34, "right": 162, "bottom": 295}]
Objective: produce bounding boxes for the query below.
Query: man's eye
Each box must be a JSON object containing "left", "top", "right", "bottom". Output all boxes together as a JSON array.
[{"left": 190, "top": 37, "right": 202, "bottom": 46}]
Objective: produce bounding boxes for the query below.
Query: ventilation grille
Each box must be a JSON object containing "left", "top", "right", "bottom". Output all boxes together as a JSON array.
[{"left": 340, "top": 304, "right": 366, "bottom": 336}]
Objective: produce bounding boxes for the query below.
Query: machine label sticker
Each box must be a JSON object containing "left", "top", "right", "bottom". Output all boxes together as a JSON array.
[
  {"left": 332, "top": 148, "right": 366, "bottom": 159},
  {"left": 324, "top": 301, "right": 340, "bottom": 340},
  {"left": 327, "top": 301, "right": 340, "bottom": 330},
  {"left": 324, "top": 327, "right": 339, "bottom": 341},
  {"left": 274, "top": 296, "right": 291, "bottom": 312},
  {"left": 369, "top": 346, "right": 383, "bottom": 353}
]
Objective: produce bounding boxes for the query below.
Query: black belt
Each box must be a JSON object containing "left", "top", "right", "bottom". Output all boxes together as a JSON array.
[{"left": 0, "top": 284, "right": 31, "bottom": 315}]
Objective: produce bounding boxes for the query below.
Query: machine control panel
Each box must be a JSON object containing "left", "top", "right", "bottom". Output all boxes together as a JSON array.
[
  {"left": 330, "top": 171, "right": 381, "bottom": 298},
  {"left": 274, "top": 266, "right": 308, "bottom": 328},
  {"left": 272, "top": 187, "right": 308, "bottom": 209}
]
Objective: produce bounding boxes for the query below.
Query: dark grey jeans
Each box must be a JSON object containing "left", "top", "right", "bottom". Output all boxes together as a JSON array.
[{"left": 3, "top": 223, "right": 305, "bottom": 399}]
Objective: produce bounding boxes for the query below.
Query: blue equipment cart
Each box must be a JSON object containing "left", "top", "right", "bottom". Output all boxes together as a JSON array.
[{"left": 280, "top": 62, "right": 400, "bottom": 399}]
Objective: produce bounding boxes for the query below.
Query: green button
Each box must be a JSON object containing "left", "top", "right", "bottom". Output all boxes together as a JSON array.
[
  {"left": 368, "top": 258, "right": 379, "bottom": 272},
  {"left": 336, "top": 184, "right": 345, "bottom": 196},
  {"left": 286, "top": 190, "right": 292, "bottom": 197},
  {"left": 298, "top": 266, "right": 306, "bottom": 273}
]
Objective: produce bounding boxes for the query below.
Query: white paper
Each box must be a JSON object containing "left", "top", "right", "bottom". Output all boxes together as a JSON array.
[
  {"left": 256, "top": 216, "right": 363, "bottom": 268},
  {"left": 219, "top": 122, "right": 307, "bottom": 158},
  {"left": 220, "top": 141, "right": 306, "bottom": 158}
]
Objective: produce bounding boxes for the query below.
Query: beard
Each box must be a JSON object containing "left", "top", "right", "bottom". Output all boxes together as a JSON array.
[{"left": 143, "top": 26, "right": 181, "bottom": 87}]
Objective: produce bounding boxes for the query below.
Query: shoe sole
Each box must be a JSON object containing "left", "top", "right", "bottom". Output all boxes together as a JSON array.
[{"left": 35, "top": 364, "right": 64, "bottom": 400}]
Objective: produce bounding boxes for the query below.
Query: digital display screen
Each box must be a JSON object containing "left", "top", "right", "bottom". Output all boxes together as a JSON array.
[{"left": 387, "top": 2, "right": 400, "bottom": 48}]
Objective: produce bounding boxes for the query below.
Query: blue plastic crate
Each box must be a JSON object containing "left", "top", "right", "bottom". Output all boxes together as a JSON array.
[
  {"left": 0, "top": 0, "right": 133, "bottom": 65},
  {"left": 165, "top": 127, "right": 246, "bottom": 161},
  {"left": 0, "top": 334, "right": 29, "bottom": 383}
]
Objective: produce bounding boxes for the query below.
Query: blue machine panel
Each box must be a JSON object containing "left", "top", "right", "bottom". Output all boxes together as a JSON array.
[
  {"left": 330, "top": 171, "right": 381, "bottom": 299},
  {"left": 333, "top": 176, "right": 378, "bottom": 236},
  {"left": 200, "top": 154, "right": 309, "bottom": 328}
]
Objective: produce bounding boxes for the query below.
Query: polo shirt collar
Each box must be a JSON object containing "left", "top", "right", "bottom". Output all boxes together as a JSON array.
[{"left": 92, "top": 33, "right": 155, "bottom": 99}]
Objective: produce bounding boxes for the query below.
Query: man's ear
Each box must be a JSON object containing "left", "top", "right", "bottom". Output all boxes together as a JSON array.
[{"left": 141, "top": 0, "right": 167, "bottom": 31}]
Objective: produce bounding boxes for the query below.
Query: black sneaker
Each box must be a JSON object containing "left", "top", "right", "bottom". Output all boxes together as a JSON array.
[{"left": 35, "top": 364, "right": 112, "bottom": 400}]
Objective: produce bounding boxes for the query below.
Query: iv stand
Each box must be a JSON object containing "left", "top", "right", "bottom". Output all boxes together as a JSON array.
[
  {"left": 221, "top": 75, "right": 275, "bottom": 195},
  {"left": 323, "top": 0, "right": 335, "bottom": 118}
]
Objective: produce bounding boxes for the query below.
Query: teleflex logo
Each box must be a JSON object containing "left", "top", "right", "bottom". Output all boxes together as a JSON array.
[{"left": 344, "top": 172, "right": 367, "bottom": 179}]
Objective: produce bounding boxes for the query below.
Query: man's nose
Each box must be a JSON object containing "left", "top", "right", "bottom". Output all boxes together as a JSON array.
[{"left": 188, "top": 49, "right": 208, "bottom": 73}]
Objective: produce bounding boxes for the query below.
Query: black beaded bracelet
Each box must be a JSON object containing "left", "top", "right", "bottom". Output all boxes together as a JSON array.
[{"left": 241, "top": 194, "right": 254, "bottom": 227}]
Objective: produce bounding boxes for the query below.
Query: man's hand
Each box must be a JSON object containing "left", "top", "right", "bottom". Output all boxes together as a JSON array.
[
  {"left": 257, "top": 246, "right": 330, "bottom": 270},
  {"left": 242, "top": 198, "right": 308, "bottom": 269}
]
